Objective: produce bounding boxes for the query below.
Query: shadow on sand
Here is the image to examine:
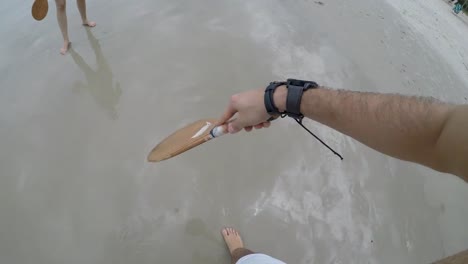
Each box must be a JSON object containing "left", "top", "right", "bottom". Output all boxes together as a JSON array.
[{"left": 70, "top": 28, "right": 121, "bottom": 119}]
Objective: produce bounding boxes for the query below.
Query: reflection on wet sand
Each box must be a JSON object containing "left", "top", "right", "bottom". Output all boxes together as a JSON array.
[{"left": 70, "top": 29, "right": 121, "bottom": 119}]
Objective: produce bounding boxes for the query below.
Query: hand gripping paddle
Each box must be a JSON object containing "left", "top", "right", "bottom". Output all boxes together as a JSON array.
[
  {"left": 32, "top": 0, "right": 49, "bottom": 21},
  {"left": 147, "top": 119, "right": 227, "bottom": 162},
  {"left": 147, "top": 115, "right": 343, "bottom": 163}
]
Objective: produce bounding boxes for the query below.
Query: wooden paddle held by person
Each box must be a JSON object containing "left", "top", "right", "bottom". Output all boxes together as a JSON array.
[
  {"left": 148, "top": 80, "right": 341, "bottom": 162},
  {"left": 148, "top": 79, "right": 468, "bottom": 263},
  {"left": 149, "top": 78, "right": 468, "bottom": 184},
  {"left": 147, "top": 119, "right": 228, "bottom": 162},
  {"left": 32, "top": 0, "right": 48, "bottom": 21}
]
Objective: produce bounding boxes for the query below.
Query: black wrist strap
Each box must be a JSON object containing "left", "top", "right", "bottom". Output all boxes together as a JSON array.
[
  {"left": 285, "top": 79, "right": 319, "bottom": 120},
  {"left": 286, "top": 85, "right": 305, "bottom": 119},
  {"left": 264, "top": 81, "right": 286, "bottom": 115},
  {"left": 264, "top": 79, "right": 343, "bottom": 160}
]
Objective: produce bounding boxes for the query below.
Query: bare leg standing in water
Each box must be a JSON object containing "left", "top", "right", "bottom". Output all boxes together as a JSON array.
[
  {"left": 54, "top": 0, "right": 69, "bottom": 54},
  {"left": 76, "top": 0, "right": 96, "bottom": 27},
  {"left": 55, "top": 0, "right": 96, "bottom": 55}
]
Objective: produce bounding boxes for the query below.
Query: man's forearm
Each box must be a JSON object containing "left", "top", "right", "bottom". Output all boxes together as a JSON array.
[{"left": 274, "top": 86, "right": 467, "bottom": 178}]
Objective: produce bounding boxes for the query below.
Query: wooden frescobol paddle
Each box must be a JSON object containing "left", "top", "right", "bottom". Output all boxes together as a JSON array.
[
  {"left": 32, "top": 0, "right": 48, "bottom": 21},
  {"left": 147, "top": 114, "right": 343, "bottom": 163},
  {"left": 147, "top": 119, "right": 227, "bottom": 162}
]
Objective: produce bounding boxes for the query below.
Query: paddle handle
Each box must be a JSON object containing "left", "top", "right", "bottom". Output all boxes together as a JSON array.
[{"left": 209, "top": 126, "right": 228, "bottom": 139}]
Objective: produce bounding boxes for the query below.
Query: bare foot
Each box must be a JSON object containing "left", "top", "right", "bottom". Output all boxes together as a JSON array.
[
  {"left": 82, "top": 20, "right": 96, "bottom": 27},
  {"left": 60, "top": 41, "right": 71, "bottom": 55},
  {"left": 221, "top": 227, "right": 244, "bottom": 255}
]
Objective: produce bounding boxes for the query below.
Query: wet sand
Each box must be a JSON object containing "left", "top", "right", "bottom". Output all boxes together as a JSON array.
[{"left": 1, "top": 0, "right": 468, "bottom": 263}]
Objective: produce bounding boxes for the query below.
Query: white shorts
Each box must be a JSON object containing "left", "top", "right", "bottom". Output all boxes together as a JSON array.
[{"left": 236, "top": 253, "right": 286, "bottom": 264}]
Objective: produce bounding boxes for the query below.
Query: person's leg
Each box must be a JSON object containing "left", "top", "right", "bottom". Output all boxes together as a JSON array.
[
  {"left": 222, "top": 228, "right": 255, "bottom": 264},
  {"left": 55, "top": 0, "right": 70, "bottom": 54},
  {"left": 76, "top": 0, "right": 96, "bottom": 27}
]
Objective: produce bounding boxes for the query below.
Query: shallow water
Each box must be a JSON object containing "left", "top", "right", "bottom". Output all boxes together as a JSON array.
[{"left": 1, "top": 0, "right": 468, "bottom": 263}]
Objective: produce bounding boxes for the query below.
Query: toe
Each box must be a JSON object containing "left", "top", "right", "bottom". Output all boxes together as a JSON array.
[{"left": 222, "top": 228, "right": 229, "bottom": 237}]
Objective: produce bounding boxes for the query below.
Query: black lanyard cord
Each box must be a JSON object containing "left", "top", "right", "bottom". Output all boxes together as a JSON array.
[{"left": 294, "top": 118, "right": 344, "bottom": 160}]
